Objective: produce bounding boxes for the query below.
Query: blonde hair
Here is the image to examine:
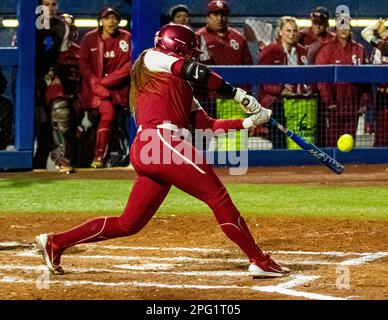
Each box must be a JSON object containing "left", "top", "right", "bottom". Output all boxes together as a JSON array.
[
  {"left": 130, "top": 50, "right": 170, "bottom": 114},
  {"left": 276, "top": 16, "right": 298, "bottom": 39}
]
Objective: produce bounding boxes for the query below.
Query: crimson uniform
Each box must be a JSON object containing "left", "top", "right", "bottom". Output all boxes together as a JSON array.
[
  {"left": 371, "top": 40, "right": 388, "bottom": 146},
  {"left": 35, "top": 24, "right": 288, "bottom": 278},
  {"left": 258, "top": 40, "right": 310, "bottom": 108},
  {"left": 258, "top": 40, "right": 310, "bottom": 148},
  {"left": 79, "top": 28, "right": 131, "bottom": 163},
  {"left": 315, "top": 38, "right": 371, "bottom": 147},
  {"left": 34, "top": 14, "right": 80, "bottom": 172},
  {"left": 45, "top": 44, "right": 81, "bottom": 110},
  {"left": 298, "top": 28, "right": 335, "bottom": 64},
  {"left": 196, "top": 26, "right": 253, "bottom": 65},
  {"left": 195, "top": 26, "right": 252, "bottom": 128}
]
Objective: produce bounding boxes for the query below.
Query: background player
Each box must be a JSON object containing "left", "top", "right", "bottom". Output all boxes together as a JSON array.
[
  {"left": 34, "top": 0, "right": 79, "bottom": 173},
  {"left": 79, "top": 7, "right": 131, "bottom": 168},
  {"left": 35, "top": 24, "right": 289, "bottom": 278}
]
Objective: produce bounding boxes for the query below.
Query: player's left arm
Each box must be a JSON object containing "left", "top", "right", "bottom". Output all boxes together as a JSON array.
[
  {"left": 190, "top": 98, "right": 271, "bottom": 132},
  {"left": 144, "top": 50, "right": 265, "bottom": 115}
]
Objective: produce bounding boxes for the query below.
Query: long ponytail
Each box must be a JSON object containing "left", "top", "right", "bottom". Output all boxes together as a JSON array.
[{"left": 130, "top": 50, "right": 170, "bottom": 114}]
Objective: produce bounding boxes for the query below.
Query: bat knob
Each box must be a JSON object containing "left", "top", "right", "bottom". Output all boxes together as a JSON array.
[{"left": 242, "top": 98, "right": 250, "bottom": 107}]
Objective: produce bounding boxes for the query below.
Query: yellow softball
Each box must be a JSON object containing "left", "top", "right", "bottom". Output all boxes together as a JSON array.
[{"left": 337, "top": 134, "right": 354, "bottom": 153}]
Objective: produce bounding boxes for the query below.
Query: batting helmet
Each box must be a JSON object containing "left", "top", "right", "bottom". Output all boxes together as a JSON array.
[{"left": 155, "top": 23, "right": 200, "bottom": 57}]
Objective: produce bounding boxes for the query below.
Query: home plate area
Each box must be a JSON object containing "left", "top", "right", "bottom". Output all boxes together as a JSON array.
[{"left": 0, "top": 242, "right": 387, "bottom": 300}]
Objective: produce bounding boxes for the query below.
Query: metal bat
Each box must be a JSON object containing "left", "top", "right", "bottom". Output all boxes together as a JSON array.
[{"left": 269, "top": 118, "right": 344, "bottom": 175}]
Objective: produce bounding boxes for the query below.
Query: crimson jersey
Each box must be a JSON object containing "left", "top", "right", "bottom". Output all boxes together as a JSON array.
[
  {"left": 55, "top": 43, "right": 81, "bottom": 96},
  {"left": 258, "top": 40, "right": 310, "bottom": 108},
  {"left": 134, "top": 49, "right": 244, "bottom": 131},
  {"left": 371, "top": 41, "right": 388, "bottom": 90},
  {"left": 315, "top": 37, "right": 371, "bottom": 109},
  {"left": 195, "top": 26, "right": 252, "bottom": 65},
  {"left": 298, "top": 28, "right": 335, "bottom": 64}
]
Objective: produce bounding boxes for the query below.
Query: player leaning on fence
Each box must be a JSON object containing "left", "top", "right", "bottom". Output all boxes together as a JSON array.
[
  {"left": 258, "top": 16, "right": 314, "bottom": 149},
  {"left": 361, "top": 19, "right": 388, "bottom": 147},
  {"left": 35, "top": 23, "right": 290, "bottom": 278},
  {"left": 315, "top": 13, "right": 372, "bottom": 147}
]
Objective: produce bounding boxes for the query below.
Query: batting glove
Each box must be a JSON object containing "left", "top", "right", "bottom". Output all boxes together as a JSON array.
[
  {"left": 234, "top": 88, "right": 262, "bottom": 114},
  {"left": 242, "top": 108, "right": 272, "bottom": 128}
]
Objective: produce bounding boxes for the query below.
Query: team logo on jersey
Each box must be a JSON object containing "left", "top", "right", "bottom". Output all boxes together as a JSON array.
[
  {"left": 230, "top": 39, "right": 239, "bottom": 50},
  {"left": 301, "top": 55, "right": 308, "bottom": 65},
  {"left": 104, "top": 51, "right": 115, "bottom": 58},
  {"left": 352, "top": 54, "right": 361, "bottom": 65},
  {"left": 119, "top": 40, "right": 129, "bottom": 52}
]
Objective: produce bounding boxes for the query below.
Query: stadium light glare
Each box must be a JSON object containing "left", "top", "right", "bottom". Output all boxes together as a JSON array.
[
  {"left": 74, "top": 19, "right": 128, "bottom": 28},
  {"left": 2, "top": 19, "right": 19, "bottom": 27},
  {"left": 296, "top": 19, "right": 388, "bottom": 28},
  {"left": 1, "top": 19, "right": 128, "bottom": 28},
  {"left": 1, "top": 18, "right": 384, "bottom": 29}
]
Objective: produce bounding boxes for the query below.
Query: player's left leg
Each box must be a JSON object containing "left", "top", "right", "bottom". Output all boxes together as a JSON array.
[
  {"left": 45, "top": 79, "right": 75, "bottom": 173},
  {"left": 149, "top": 130, "right": 289, "bottom": 277},
  {"left": 35, "top": 175, "right": 171, "bottom": 274},
  {"left": 91, "top": 101, "right": 115, "bottom": 168},
  {"left": 50, "top": 98, "right": 74, "bottom": 173}
]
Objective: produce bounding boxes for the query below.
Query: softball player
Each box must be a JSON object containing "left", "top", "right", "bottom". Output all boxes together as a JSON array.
[{"left": 35, "top": 24, "right": 289, "bottom": 278}]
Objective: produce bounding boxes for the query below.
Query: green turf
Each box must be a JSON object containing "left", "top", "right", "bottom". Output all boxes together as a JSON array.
[{"left": 0, "top": 178, "right": 387, "bottom": 219}]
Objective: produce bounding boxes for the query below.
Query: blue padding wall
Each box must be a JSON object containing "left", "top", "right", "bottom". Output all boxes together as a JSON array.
[
  {"left": 212, "top": 65, "right": 388, "bottom": 84},
  {"left": 1, "top": 0, "right": 388, "bottom": 17}
]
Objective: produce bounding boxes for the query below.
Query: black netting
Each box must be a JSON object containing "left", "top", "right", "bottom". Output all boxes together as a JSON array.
[{"left": 0, "top": 66, "right": 15, "bottom": 150}]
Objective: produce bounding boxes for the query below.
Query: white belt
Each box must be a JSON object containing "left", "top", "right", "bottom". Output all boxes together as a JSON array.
[{"left": 137, "top": 123, "right": 191, "bottom": 139}]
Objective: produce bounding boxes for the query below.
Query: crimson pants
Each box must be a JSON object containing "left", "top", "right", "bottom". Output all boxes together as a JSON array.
[
  {"left": 53, "top": 127, "right": 267, "bottom": 263},
  {"left": 94, "top": 101, "right": 115, "bottom": 160}
]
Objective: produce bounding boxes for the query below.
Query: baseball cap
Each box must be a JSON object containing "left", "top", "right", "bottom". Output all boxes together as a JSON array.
[
  {"left": 169, "top": 4, "right": 190, "bottom": 20},
  {"left": 207, "top": 0, "right": 230, "bottom": 15},
  {"left": 310, "top": 7, "right": 330, "bottom": 24},
  {"left": 99, "top": 7, "right": 121, "bottom": 21}
]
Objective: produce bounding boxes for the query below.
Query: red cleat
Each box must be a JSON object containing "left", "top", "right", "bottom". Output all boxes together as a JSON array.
[
  {"left": 249, "top": 255, "right": 290, "bottom": 278},
  {"left": 35, "top": 233, "right": 64, "bottom": 275}
]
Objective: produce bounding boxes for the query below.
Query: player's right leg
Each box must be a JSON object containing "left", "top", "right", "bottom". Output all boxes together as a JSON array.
[
  {"left": 138, "top": 128, "right": 289, "bottom": 277},
  {"left": 91, "top": 101, "right": 115, "bottom": 168},
  {"left": 50, "top": 98, "right": 74, "bottom": 173},
  {"left": 35, "top": 174, "right": 171, "bottom": 274}
]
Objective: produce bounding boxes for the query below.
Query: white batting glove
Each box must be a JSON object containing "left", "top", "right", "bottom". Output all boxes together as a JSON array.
[
  {"left": 242, "top": 108, "right": 272, "bottom": 128},
  {"left": 234, "top": 88, "right": 262, "bottom": 114}
]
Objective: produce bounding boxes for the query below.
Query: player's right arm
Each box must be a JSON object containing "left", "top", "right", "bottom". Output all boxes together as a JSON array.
[{"left": 144, "top": 49, "right": 264, "bottom": 115}]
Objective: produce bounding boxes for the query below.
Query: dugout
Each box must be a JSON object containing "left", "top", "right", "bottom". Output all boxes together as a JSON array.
[{"left": 1, "top": 0, "right": 388, "bottom": 170}]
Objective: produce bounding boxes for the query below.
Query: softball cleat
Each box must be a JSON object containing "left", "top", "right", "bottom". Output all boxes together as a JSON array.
[
  {"left": 249, "top": 255, "right": 290, "bottom": 278},
  {"left": 35, "top": 233, "right": 64, "bottom": 275}
]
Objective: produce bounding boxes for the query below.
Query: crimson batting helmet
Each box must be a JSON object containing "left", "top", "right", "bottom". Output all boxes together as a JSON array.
[{"left": 155, "top": 23, "right": 200, "bottom": 57}]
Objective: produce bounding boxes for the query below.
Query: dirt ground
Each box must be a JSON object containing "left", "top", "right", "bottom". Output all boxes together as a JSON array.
[{"left": 0, "top": 164, "right": 387, "bottom": 300}]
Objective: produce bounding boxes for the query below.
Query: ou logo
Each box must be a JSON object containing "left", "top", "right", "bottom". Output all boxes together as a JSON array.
[
  {"left": 352, "top": 54, "right": 361, "bottom": 65},
  {"left": 105, "top": 50, "right": 115, "bottom": 58},
  {"left": 230, "top": 39, "right": 240, "bottom": 51}
]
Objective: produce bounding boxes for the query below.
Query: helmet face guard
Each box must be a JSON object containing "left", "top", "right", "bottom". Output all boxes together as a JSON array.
[{"left": 156, "top": 23, "right": 201, "bottom": 58}]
